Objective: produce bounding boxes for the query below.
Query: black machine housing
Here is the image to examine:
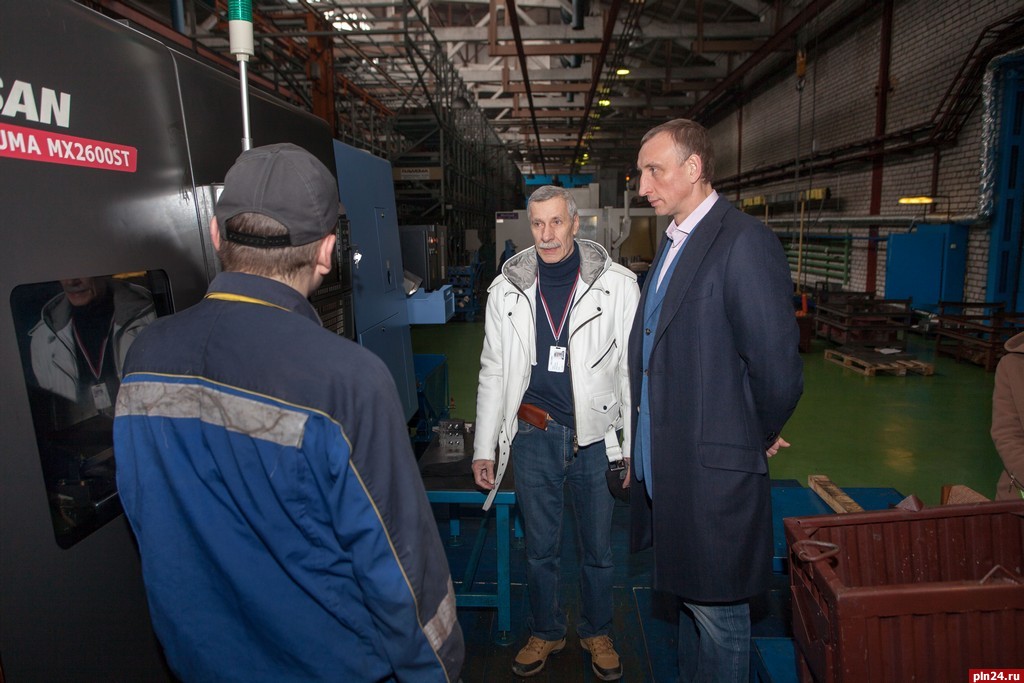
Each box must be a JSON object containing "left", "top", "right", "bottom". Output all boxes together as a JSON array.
[{"left": 0, "top": 1, "right": 352, "bottom": 678}]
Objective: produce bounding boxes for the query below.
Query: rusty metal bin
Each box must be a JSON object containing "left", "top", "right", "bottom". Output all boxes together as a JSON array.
[{"left": 784, "top": 501, "right": 1024, "bottom": 682}]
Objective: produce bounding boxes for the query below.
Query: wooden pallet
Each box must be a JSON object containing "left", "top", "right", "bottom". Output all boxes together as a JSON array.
[{"left": 824, "top": 349, "right": 934, "bottom": 376}]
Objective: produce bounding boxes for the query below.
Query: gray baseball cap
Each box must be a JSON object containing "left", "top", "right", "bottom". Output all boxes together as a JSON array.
[{"left": 215, "top": 143, "right": 341, "bottom": 247}]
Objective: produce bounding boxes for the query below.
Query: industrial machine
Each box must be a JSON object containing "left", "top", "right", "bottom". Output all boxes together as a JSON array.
[
  {"left": 334, "top": 141, "right": 418, "bottom": 421},
  {"left": 399, "top": 224, "right": 449, "bottom": 292},
  {"left": 399, "top": 223, "right": 456, "bottom": 326},
  {"left": 0, "top": 1, "right": 358, "bottom": 679}
]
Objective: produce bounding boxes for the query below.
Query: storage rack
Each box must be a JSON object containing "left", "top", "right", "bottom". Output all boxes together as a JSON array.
[
  {"left": 934, "top": 301, "right": 1024, "bottom": 371},
  {"left": 813, "top": 293, "right": 913, "bottom": 346}
]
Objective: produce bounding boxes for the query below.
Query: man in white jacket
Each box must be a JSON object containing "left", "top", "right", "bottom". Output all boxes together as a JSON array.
[
  {"left": 30, "top": 276, "right": 156, "bottom": 417},
  {"left": 472, "top": 185, "right": 639, "bottom": 680}
]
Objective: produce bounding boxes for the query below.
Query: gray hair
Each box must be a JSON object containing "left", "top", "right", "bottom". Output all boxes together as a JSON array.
[{"left": 527, "top": 185, "right": 578, "bottom": 221}]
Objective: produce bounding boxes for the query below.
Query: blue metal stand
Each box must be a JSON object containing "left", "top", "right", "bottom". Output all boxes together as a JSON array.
[{"left": 425, "top": 487, "right": 520, "bottom": 645}]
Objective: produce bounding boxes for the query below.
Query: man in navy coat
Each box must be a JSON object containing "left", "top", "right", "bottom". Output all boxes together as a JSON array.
[{"left": 628, "top": 119, "right": 803, "bottom": 682}]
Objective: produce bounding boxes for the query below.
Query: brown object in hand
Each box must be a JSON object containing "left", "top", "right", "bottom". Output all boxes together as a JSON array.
[{"left": 517, "top": 403, "right": 551, "bottom": 431}]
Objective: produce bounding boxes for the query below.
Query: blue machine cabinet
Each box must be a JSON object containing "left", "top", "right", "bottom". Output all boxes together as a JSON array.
[
  {"left": 987, "top": 61, "right": 1024, "bottom": 311},
  {"left": 885, "top": 223, "right": 967, "bottom": 312},
  {"left": 333, "top": 141, "right": 417, "bottom": 421}
]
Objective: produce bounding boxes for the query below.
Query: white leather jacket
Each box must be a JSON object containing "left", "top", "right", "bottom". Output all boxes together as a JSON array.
[{"left": 474, "top": 239, "right": 639, "bottom": 509}]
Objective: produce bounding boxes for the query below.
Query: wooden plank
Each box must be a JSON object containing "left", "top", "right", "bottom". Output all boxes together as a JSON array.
[
  {"left": 940, "top": 484, "right": 990, "bottom": 505},
  {"left": 808, "top": 474, "right": 865, "bottom": 514}
]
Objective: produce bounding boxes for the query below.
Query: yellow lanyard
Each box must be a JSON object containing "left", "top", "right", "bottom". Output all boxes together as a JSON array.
[{"left": 204, "top": 292, "right": 290, "bottom": 312}]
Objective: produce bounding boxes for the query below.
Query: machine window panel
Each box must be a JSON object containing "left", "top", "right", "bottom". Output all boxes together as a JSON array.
[{"left": 10, "top": 271, "right": 173, "bottom": 549}]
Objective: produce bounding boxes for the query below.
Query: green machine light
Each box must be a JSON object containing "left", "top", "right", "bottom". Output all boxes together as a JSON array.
[
  {"left": 228, "top": 0, "right": 252, "bottom": 21},
  {"left": 228, "top": 0, "right": 254, "bottom": 60},
  {"left": 227, "top": 0, "right": 255, "bottom": 150}
]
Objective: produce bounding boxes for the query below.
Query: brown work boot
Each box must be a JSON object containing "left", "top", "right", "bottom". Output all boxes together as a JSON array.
[
  {"left": 580, "top": 635, "right": 623, "bottom": 681},
  {"left": 511, "top": 635, "right": 566, "bottom": 677}
]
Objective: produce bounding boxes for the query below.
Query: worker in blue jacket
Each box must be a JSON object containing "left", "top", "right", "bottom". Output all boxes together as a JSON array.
[{"left": 114, "top": 143, "right": 463, "bottom": 682}]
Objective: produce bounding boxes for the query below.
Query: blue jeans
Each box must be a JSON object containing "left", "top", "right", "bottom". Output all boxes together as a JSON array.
[
  {"left": 677, "top": 600, "right": 750, "bottom": 683},
  {"left": 511, "top": 418, "right": 615, "bottom": 641}
]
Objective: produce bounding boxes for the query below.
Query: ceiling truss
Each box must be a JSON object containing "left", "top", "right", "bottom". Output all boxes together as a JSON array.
[{"left": 87, "top": 0, "right": 866, "bottom": 174}]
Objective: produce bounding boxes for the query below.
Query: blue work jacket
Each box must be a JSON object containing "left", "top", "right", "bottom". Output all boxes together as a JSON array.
[{"left": 115, "top": 272, "right": 462, "bottom": 682}]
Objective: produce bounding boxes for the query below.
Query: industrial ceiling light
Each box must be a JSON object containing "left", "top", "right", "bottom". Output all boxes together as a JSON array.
[
  {"left": 598, "top": 99, "right": 611, "bottom": 107},
  {"left": 615, "top": 68, "right": 631, "bottom": 76},
  {"left": 898, "top": 194, "right": 950, "bottom": 220}
]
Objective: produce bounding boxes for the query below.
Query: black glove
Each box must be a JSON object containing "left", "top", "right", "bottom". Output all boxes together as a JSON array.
[{"left": 606, "top": 459, "right": 630, "bottom": 502}]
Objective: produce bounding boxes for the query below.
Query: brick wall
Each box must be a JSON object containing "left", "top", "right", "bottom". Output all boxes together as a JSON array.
[{"left": 714, "top": 0, "right": 1020, "bottom": 302}]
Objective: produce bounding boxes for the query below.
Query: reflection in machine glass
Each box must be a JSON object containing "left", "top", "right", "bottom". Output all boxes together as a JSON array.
[{"left": 10, "top": 271, "right": 173, "bottom": 548}]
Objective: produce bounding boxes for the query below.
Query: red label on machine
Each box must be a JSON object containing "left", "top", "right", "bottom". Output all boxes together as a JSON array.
[{"left": 0, "top": 122, "right": 137, "bottom": 172}]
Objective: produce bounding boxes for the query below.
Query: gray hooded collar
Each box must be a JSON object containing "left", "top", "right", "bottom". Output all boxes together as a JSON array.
[
  {"left": 501, "top": 239, "right": 611, "bottom": 292},
  {"left": 42, "top": 279, "right": 155, "bottom": 332}
]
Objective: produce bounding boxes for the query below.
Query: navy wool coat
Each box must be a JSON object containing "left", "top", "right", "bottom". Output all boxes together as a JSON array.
[{"left": 628, "top": 196, "right": 804, "bottom": 603}]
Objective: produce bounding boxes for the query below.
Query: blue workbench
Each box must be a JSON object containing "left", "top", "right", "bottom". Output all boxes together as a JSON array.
[
  {"left": 423, "top": 485, "right": 519, "bottom": 644},
  {"left": 419, "top": 432, "right": 522, "bottom": 645}
]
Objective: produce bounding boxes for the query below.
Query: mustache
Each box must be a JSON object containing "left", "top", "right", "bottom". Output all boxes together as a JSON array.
[{"left": 538, "top": 240, "right": 562, "bottom": 249}]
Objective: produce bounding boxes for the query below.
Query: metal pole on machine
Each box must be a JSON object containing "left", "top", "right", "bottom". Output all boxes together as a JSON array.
[{"left": 228, "top": 0, "right": 255, "bottom": 151}]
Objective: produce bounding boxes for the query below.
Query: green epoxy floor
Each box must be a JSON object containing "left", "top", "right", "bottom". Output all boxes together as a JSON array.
[{"left": 412, "top": 322, "right": 1006, "bottom": 505}]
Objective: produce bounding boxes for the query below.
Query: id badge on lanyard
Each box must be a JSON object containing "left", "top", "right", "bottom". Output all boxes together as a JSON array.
[
  {"left": 91, "top": 383, "right": 112, "bottom": 410},
  {"left": 539, "top": 271, "right": 579, "bottom": 374},
  {"left": 73, "top": 317, "right": 114, "bottom": 409},
  {"left": 548, "top": 345, "right": 566, "bottom": 372}
]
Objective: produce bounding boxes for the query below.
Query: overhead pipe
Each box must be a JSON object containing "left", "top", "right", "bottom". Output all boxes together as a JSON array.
[
  {"left": 569, "top": 0, "right": 625, "bottom": 170},
  {"left": 170, "top": 0, "right": 186, "bottom": 33},
  {"left": 980, "top": 44, "right": 1024, "bottom": 217},
  {"left": 765, "top": 214, "right": 985, "bottom": 228},
  {"left": 864, "top": 0, "right": 893, "bottom": 294},
  {"left": 504, "top": 0, "right": 546, "bottom": 174},
  {"left": 559, "top": 0, "right": 587, "bottom": 96},
  {"left": 686, "top": 0, "right": 837, "bottom": 121},
  {"left": 720, "top": 9, "right": 1023, "bottom": 203}
]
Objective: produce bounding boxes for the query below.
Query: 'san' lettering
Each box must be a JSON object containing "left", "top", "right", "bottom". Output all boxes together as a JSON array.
[
  {"left": 1, "top": 81, "right": 38, "bottom": 122},
  {"left": 0, "top": 79, "right": 72, "bottom": 129}
]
